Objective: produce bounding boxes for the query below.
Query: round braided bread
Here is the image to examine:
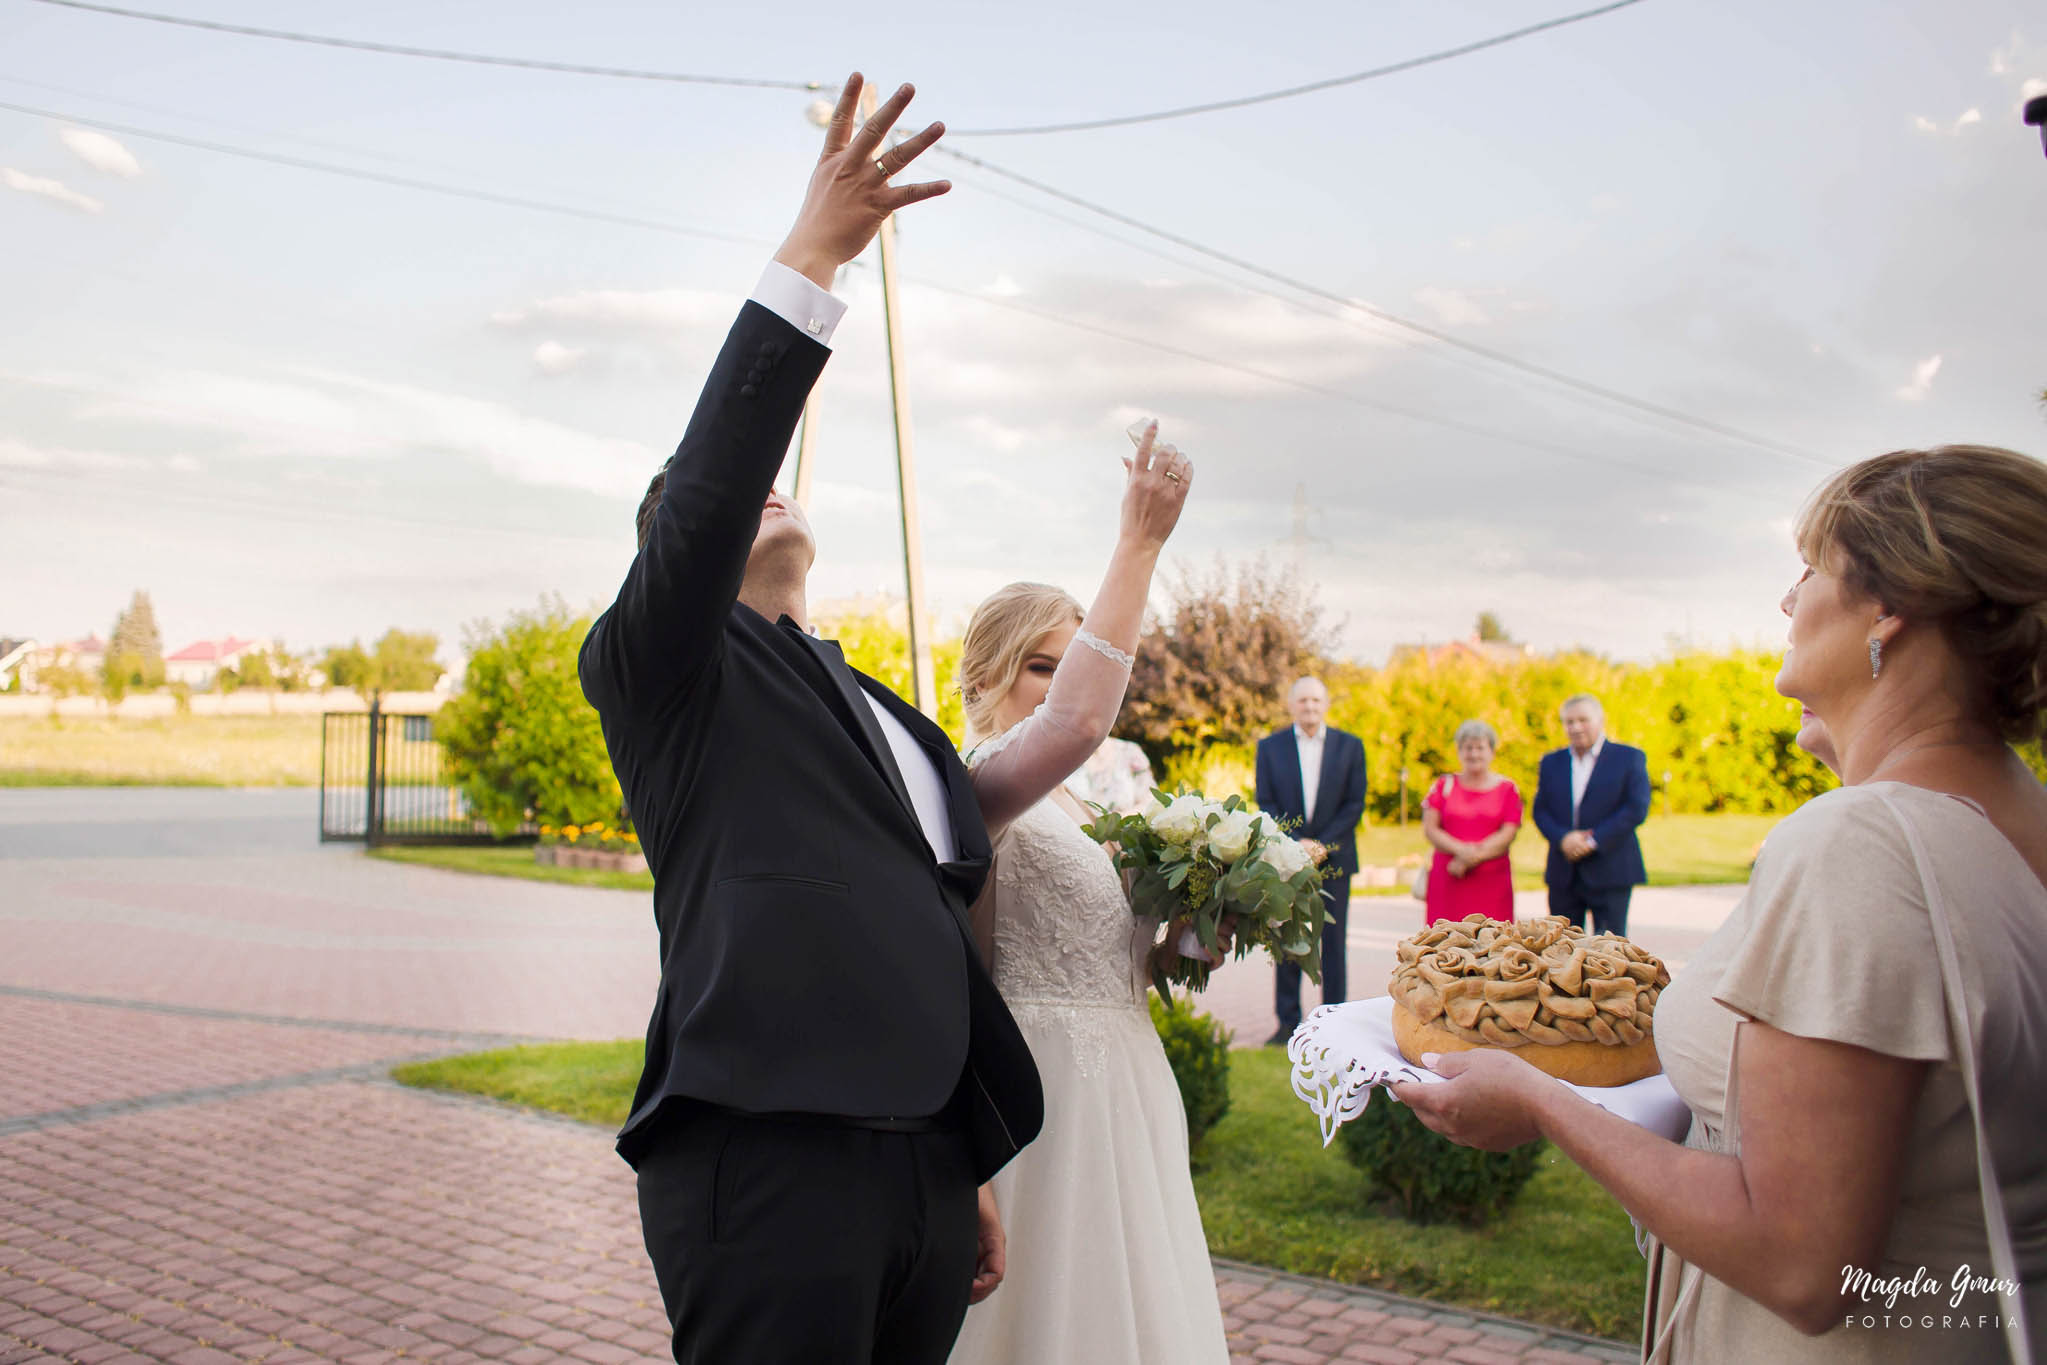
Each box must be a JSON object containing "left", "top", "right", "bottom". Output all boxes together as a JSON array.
[{"left": 1388, "top": 914, "right": 1671, "bottom": 1086}]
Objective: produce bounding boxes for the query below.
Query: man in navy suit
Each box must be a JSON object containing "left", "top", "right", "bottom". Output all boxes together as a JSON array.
[
  {"left": 1531, "top": 693, "right": 1651, "bottom": 937},
  {"left": 1255, "top": 676, "right": 1366, "bottom": 1044}
]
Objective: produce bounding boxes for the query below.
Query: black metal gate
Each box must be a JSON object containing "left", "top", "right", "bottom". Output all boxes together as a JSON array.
[{"left": 319, "top": 702, "right": 527, "bottom": 845}]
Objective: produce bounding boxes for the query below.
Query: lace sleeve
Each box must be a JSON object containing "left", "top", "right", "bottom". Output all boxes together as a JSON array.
[{"left": 967, "top": 625, "right": 1135, "bottom": 836}]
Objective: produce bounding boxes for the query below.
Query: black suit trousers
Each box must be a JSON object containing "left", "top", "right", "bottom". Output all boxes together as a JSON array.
[
  {"left": 1273, "top": 876, "right": 1352, "bottom": 1033},
  {"left": 636, "top": 1111, "right": 978, "bottom": 1364},
  {"left": 1548, "top": 868, "right": 1632, "bottom": 938}
]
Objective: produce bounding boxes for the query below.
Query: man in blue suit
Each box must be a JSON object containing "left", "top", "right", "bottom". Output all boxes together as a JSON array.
[
  {"left": 1531, "top": 693, "right": 1651, "bottom": 937},
  {"left": 1255, "top": 676, "right": 1366, "bottom": 1044}
]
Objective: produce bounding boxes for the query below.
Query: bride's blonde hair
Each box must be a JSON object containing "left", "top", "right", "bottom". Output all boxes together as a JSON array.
[{"left": 960, "top": 582, "right": 1083, "bottom": 743}]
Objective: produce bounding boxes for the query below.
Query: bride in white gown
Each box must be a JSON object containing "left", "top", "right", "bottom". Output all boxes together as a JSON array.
[{"left": 949, "top": 424, "right": 1231, "bottom": 1365}]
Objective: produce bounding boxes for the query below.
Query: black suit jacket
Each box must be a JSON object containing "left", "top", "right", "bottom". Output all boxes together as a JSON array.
[
  {"left": 579, "top": 301, "right": 1041, "bottom": 1182},
  {"left": 1254, "top": 726, "right": 1367, "bottom": 878}
]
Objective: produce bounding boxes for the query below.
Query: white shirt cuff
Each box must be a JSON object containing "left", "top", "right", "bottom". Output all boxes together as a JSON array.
[{"left": 750, "top": 261, "right": 848, "bottom": 346}]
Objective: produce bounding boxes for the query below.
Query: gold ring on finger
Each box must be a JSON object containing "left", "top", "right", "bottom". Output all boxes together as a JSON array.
[
  {"left": 874, "top": 158, "right": 891, "bottom": 179},
  {"left": 1163, "top": 470, "right": 1182, "bottom": 483}
]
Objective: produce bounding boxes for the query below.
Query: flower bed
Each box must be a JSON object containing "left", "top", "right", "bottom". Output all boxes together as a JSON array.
[{"left": 535, "top": 821, "right": 645, "bottom": 874}]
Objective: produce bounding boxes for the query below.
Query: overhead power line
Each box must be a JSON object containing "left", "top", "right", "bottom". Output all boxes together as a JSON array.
[
  {"left": 21, "top": 0, "right": 820, "bottom": 90},
  {"left": 934, "top": 143, "right": 1832, "bottom": 467},
  {"left": 0, "top": 99, "right": 776, "bottom": 247},
  {"left": 948, "top": 0, "right": 1650, "bottom": 136}
]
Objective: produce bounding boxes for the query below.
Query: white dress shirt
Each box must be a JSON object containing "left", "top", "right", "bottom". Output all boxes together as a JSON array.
[
  {"left": 750, "top": 260, "right": 849, "bottom": 345},
  {"left": 859, "top": 693, "right": 957, "bottom": 864},
  {"left": 1570, "top": 739, "right": 1605, "bottom": 827},
  {"left": 1295, "top": 724, "right": 1327, "bottom": 823}
]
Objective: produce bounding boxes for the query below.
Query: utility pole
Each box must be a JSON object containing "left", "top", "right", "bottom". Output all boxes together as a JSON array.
[
  {"left": 790, "top": 399, "right": 818, "bottom": 507},
  {"left": 863, "top": 81, "right": 937, "bottom": 717}
]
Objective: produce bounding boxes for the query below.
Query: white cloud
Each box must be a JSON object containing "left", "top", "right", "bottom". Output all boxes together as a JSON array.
[
  {"left": 983, "top": 273, "right": 1024, "bottom": 298},
  {"left": 60, "top": 129, "right": 142, "bottom": 178},
  {"left": 1913, "top": 108, "right": 1986, "bottom": 136},
  {"left": 0, "top": 436, "right": 142, "bottom": 470},
  {"left": 532, "top": 341, "right": 586, "bottom": 376},
  {"left": 490, "top": 288, "right": 732, "bottom": 333},
  {"left": 166, "top": 454, "right": 204, "bottom": 474},
  {"left": 1413, "top": 285, "right": 1495, "bottom": 327},
  {"left": 2024, "top": 77, "right": 2047, "bottom": 102},
  {"left": 1, "top": 168, "right": 101, "bottom": 213},
  {"left": 1895, "top": 354, "right": 1943, "bottom": 401}
]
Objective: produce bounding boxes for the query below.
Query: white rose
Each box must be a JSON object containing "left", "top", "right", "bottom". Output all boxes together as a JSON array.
[
  {"left": 1250, "top": 812, "right": 1279, "bottom": 843},
  {"left": 1258, "top": 835, "right": 1311, "bottom": 881},
  {"left": 1138, "top": 792, "right": 1166, "bottom": 821},
  {"left": 1207, "top": 809, "right": 1257, "bottom": 863},
  {"left": 1151, "top": 794, "right": 1211, "bottom": 847}
]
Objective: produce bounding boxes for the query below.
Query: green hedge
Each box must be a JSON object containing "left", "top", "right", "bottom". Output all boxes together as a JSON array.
[
  {"left": 1150, "top": 992, "right": 1232, "bottom": 1151},
  {"left": 1339, "top": 1087, "right": 1544, "bottom": 1225}
]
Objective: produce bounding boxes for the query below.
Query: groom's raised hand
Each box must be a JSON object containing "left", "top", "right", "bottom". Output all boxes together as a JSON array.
[{"left": 774, "top": 73, "right": 950, "bottom": 290}]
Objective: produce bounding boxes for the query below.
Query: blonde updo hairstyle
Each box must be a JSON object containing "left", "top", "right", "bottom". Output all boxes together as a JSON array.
[
  {"left": 959, "top": 582, "right": 1084, "bottom": 744},
  {"left": 1795, "top": 444, "right": 2047, "bottom": 744}
]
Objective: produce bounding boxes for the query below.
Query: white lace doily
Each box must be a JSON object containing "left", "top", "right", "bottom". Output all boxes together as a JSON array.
[{"left": 1286, "top": 995, "right": 1694, "bottom": 1148}]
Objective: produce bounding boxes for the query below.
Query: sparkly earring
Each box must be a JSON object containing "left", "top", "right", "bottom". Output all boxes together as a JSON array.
[{"left": 1869, "top": 637, "right": 1883, "bottom": 679}]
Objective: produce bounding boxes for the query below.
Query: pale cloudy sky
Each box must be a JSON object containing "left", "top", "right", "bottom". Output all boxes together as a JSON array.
[{"left": 2, "top": 0, "right": 2043, "bottom": 666}]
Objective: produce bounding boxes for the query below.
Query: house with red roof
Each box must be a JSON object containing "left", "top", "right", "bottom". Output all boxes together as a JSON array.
[{"left": 164, "top": 637, "right": 269, "bottom": 689}]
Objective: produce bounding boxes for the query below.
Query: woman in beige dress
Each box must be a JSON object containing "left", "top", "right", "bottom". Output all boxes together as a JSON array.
[{"left": 1394, "top": 444, "right": 2047, "bottom": 1363}]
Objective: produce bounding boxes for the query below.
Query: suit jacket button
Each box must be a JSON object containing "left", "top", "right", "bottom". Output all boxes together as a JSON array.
[
  {"left": 746, "top": 369, "right": 765, "bottom": 383},
  {"left": 739, "top": 384, "right": 759, "bottom": 397},
  {"left": 758, "top": 341, "right": 775, "bottom": 356}
]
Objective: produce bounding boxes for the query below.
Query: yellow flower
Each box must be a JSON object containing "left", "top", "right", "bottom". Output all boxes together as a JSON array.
[
  {"left": 563, "top": 825, "right": 581, "bottom": 840},
  {"left": 589, "top": 821, "right": 607, "bottom": 833},
  {"left": 539, "top": 825, "right": 556, "bottom": 837}
]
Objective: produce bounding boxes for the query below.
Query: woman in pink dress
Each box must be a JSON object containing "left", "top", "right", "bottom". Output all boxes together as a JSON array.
[{"left": 1421, "top": 719, "right": 1522, "bottom": 924}]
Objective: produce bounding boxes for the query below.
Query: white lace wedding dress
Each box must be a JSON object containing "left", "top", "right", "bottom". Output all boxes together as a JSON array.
[{"left": 949, "top": 631, "right": 1230, "bottom": 1365}]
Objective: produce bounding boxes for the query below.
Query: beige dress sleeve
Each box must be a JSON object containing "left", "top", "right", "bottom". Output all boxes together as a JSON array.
[{"left": 1710, "top": 787, "right": 1950, "bottom": 1063}]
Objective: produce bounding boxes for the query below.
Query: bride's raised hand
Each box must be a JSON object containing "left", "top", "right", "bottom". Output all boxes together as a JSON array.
[{"left": 1119, "top": 420, "right": 1192, "bottom": 550}]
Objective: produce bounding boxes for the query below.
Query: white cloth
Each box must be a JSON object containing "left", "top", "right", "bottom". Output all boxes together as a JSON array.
[
  {"left": 1569, "top": 738, "right": 1605, "bottom": 824},
  {"left": 1295, "top": 724, "right": 1326, "bottom": 823},
  {"left": 1287, "top": 995, "right": 1691, "bottom": 1147},
  {"left": 749, "top": 260, "right": 848, "bottom": 344},
  {"left": 948, "top": 800, "right": 1230, "bottom": 1365},
  {"left": 859, "top": 692, "right": 956, "bottom": 864}
]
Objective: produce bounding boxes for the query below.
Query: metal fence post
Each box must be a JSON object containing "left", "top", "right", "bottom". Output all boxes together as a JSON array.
[{"left": 365, "top": 697, "right": 383, "bottom": 847}]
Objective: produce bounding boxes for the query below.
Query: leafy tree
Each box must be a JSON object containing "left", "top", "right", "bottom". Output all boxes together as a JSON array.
[
  {"left": 815, "top": 602, "right": 966, "bottom": 744},
  {"left": 1119, "top": 559, "right": 1336, "bottom": 776},
  {"left": 108, "top": 591, "right": 164, "bottom": 677},
  {"left": 1475, "top": 611, "right": 1513, "bottom": 643},
  {"left": 230, "top": 650, "right": 277, "bottom": 690},
  {"left": 38, "top": 662, "right": 93, "bottom": 698},
  {"left": 1326, "top": 646, "right": 1839, "bottom": 820},
  {"left": 435, "top": 600, "right": 620, "bottom": 835},
  {"left": 102, "top": 590, "right": 165, "bottom": 694},
  {"left": 321, "top": 630, "right": 443, "bottom": 701}
]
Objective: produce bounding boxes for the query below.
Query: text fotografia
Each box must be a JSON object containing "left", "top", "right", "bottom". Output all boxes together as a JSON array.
[{"left": 1841, "top": 1263, "right": 2020, "bottom": 1330}]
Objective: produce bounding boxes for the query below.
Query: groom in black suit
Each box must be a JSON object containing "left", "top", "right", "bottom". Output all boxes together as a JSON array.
[{"left": 578, "top": 76, "right": 1041, "bottom": 1364}]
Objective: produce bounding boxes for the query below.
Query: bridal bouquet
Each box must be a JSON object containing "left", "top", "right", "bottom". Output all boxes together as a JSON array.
[{"left": 1085, "top": 789, "right": 1329, "bottom": 999}]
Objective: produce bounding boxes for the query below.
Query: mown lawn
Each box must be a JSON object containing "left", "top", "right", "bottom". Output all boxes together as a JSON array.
[
  {"left": 374, "top": 812, "right": 1774, "bottom": 900},
  {"left": 394, "top": 1039, "right": 1643, "bottom": 1341},
  {"left": 370, "top": 844, "right": 654, "bottom": 893},
  {"left": 0, "top": 715, "right": 325, "bottom": 786}
]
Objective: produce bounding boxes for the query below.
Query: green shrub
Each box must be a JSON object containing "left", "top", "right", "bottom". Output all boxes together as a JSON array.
[
  {"left": 1338, "top": 1088, "right": 1543, "bottom": 1225},
  {"left": 436, "top": 598, "right": 622, "bottom": 835},
  {"left": 1149, "top": 992, "right": 1231, "bottom": 1150}
]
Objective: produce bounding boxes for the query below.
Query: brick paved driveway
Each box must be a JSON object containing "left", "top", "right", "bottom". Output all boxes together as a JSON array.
[{"left": 1, "top": 789, "right": 1647, "bottom": 1363}]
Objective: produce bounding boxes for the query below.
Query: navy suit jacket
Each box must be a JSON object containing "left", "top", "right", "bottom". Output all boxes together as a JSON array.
[
  {"left": 1254, "top": 726, "right": 1366, "bottom": 878},
  {"left": 1530, "top": 742, "right": 1651, "bottom": 890}
]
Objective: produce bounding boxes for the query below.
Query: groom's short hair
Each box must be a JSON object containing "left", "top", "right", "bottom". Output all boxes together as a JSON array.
[{"left": 636, "top": 464, "right": 669, "bottom": 551}]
